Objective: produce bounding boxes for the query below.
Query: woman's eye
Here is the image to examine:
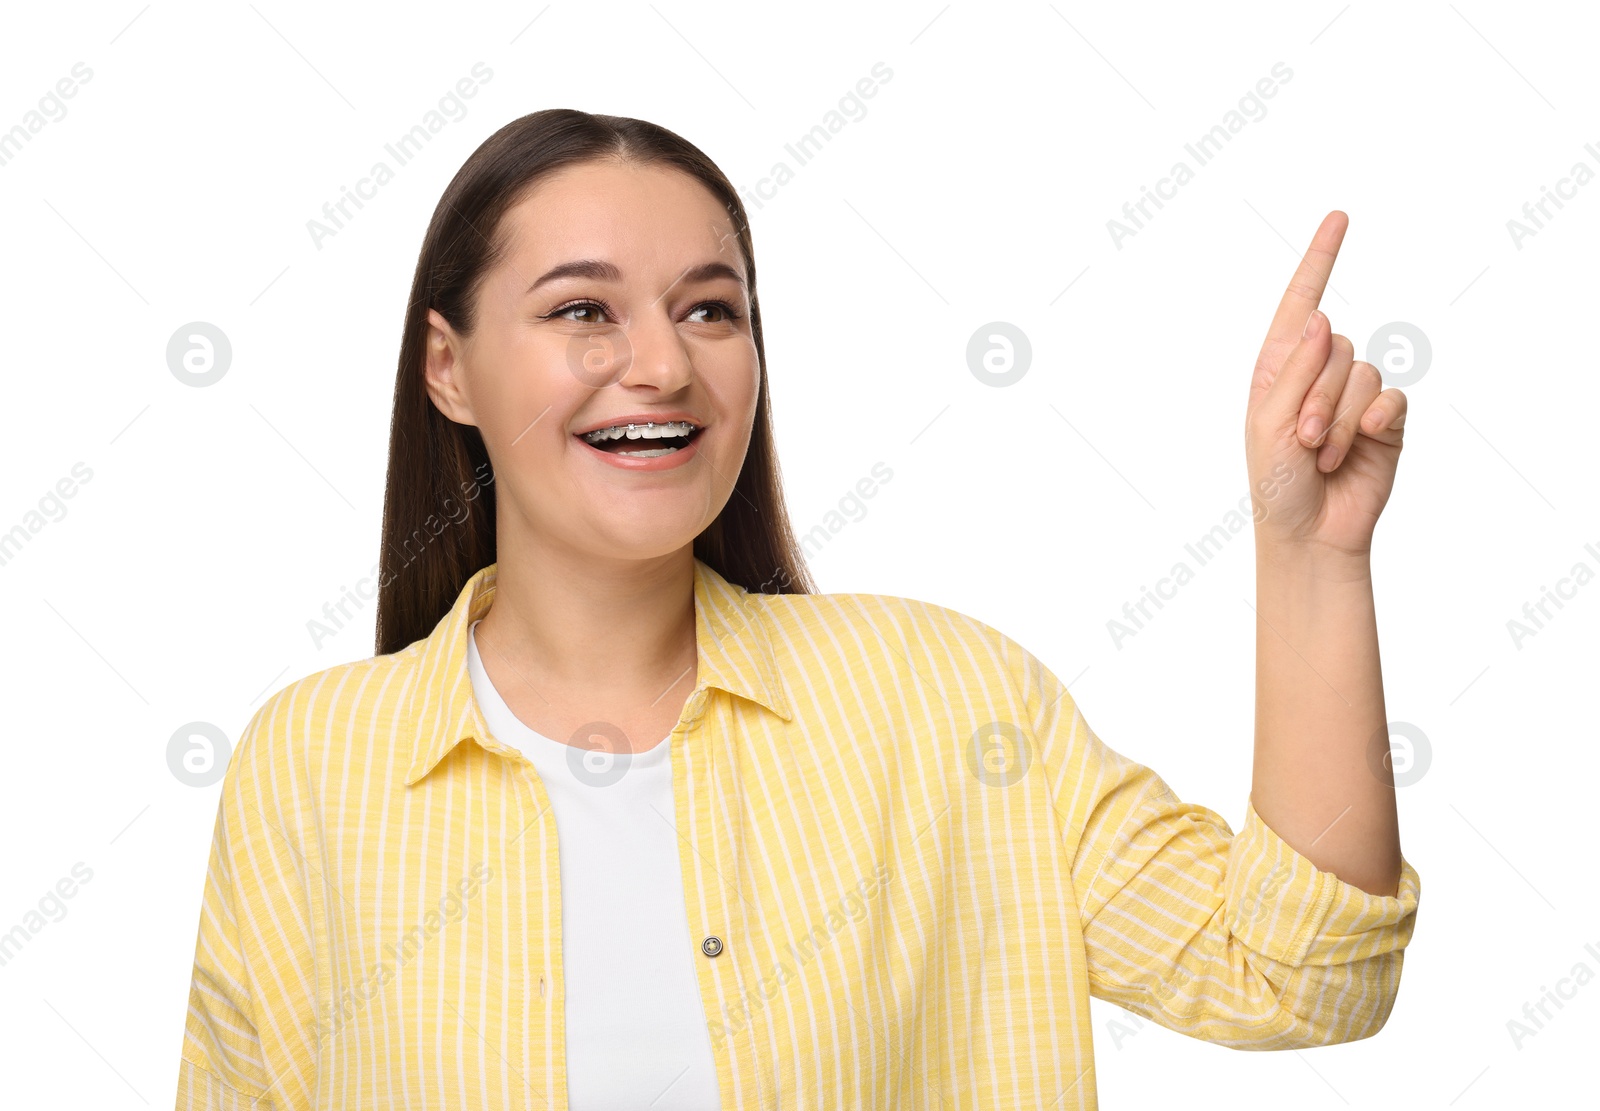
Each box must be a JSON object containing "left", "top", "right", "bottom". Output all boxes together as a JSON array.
[
  {"left": 553, "top": 301, "right": 608, "bottom": 324},
  {"left": 689, "top": 301, "right": 740, "bottom": 324}
]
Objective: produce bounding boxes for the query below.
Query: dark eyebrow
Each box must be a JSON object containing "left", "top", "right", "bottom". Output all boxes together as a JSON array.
[{"left": 525, "top": 258, "right": 745, "bottom": 296}]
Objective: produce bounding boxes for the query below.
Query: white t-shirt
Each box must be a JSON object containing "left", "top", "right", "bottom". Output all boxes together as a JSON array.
[{"left": 466, "top": 620, "right": 721, "bottom": 1110}]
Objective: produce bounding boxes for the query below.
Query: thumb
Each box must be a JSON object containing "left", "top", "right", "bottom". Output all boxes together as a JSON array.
[{"left": 1259, "top": 309, "right": 1331, "bottom": 432}]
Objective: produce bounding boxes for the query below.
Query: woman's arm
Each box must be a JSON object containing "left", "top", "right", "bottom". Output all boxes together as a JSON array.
[
  {"left": 176, "top": 690, "right": 317, "bottom": 1111},
  {"left": 1020, "top": 211, "right": 1416, "bottom": 1048},
  {"left": 1242, "top": 210, "right": 1411, "bottom": 900},
  {"left": 1252, "top": 545, "right": 1400, "bottom": 898}
]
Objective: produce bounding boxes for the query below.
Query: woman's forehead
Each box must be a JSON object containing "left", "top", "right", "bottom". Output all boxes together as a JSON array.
[
  {"left": 510, "top": 163, "right": 735, "bottom": 242},
  {"left": 496, "top": 211, "right": 743, "bottom": 297}
]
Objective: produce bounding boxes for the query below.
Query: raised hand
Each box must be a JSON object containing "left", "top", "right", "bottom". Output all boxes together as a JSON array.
[{"left": 1246, "top": 211, "right": 1408, "bottom": 561}]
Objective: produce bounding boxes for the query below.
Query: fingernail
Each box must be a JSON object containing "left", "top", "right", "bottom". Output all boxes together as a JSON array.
[
  {"left": 1300, "top": 416, "right": 1325, "bottom": 444},
  {"left": 1303, "top": 310, "right": 1321, "bottom": 338}
]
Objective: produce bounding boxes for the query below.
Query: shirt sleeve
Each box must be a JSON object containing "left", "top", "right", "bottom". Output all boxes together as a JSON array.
[
  {"left": 1021, "top": 652, "right": 1422, "bottom": 1050},
  {"left": 176, "top": 697, "right": 311, "bottom": 1109}
]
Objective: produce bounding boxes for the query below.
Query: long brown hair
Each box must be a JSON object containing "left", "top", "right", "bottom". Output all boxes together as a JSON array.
[{"left": 374, "top": 108, "right": 816, "bottom": 656}]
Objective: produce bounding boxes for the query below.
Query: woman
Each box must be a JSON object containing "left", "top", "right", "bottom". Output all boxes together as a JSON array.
[{"left": 175, "top": 109, "right": 1420, "bottom": 1110}]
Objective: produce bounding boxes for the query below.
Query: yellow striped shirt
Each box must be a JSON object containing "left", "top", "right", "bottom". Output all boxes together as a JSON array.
[{"left": 177, "top": 557, "right": 1421, "bottom": 1109}]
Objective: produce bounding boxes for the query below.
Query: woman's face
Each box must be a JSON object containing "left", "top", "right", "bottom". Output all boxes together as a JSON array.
[{"left": 424, "top": 159, "right": 759, "bottom": 565}]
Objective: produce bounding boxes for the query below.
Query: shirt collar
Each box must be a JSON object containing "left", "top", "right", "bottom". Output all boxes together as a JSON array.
[{"left": 401, "top": 557, "right": 794, "bottom": 786}]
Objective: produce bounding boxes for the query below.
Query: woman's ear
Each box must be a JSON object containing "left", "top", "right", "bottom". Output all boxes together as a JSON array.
[{"left": 423, "top": 309, "right": 475, "bottom": 425}]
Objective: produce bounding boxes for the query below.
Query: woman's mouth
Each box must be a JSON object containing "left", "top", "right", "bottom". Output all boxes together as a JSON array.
[
  {"left": 573, "top": 420, "right": 707, "bottom": 469},
  {"left": 576, "top": 420, "right": 704, "bottom": 459}
]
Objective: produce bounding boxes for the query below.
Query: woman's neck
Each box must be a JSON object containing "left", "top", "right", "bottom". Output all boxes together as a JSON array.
[{"left": 471, "top": 540, "right": 699, "bottom": 707}]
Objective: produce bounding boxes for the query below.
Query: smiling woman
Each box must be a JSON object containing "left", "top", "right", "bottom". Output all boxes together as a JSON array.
[
  {"left": 174, "top": 109, "right": 1422, "bottom": 1111},
  {"left": 376, "top": 117, "right": 813, "bottom": 645}
]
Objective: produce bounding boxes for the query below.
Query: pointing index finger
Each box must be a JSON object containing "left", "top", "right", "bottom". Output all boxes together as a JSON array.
[{"left": 1264, "top": 210, "right": 1348, "bottom": 354}]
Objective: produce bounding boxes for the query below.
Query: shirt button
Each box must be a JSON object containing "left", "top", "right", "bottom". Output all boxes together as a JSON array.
[{"left": 701, "top": 935, "right": 724, "bottom": 958}]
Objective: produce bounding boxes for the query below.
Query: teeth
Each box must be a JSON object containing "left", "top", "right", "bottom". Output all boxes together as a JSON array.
[{"left": 580, "top": 420, "right": 698, "bottom": 444}]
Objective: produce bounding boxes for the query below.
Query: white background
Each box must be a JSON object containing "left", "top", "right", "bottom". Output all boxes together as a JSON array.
[{"left": 1, "top": 1, "right": 1594, "bottom": 1106}]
